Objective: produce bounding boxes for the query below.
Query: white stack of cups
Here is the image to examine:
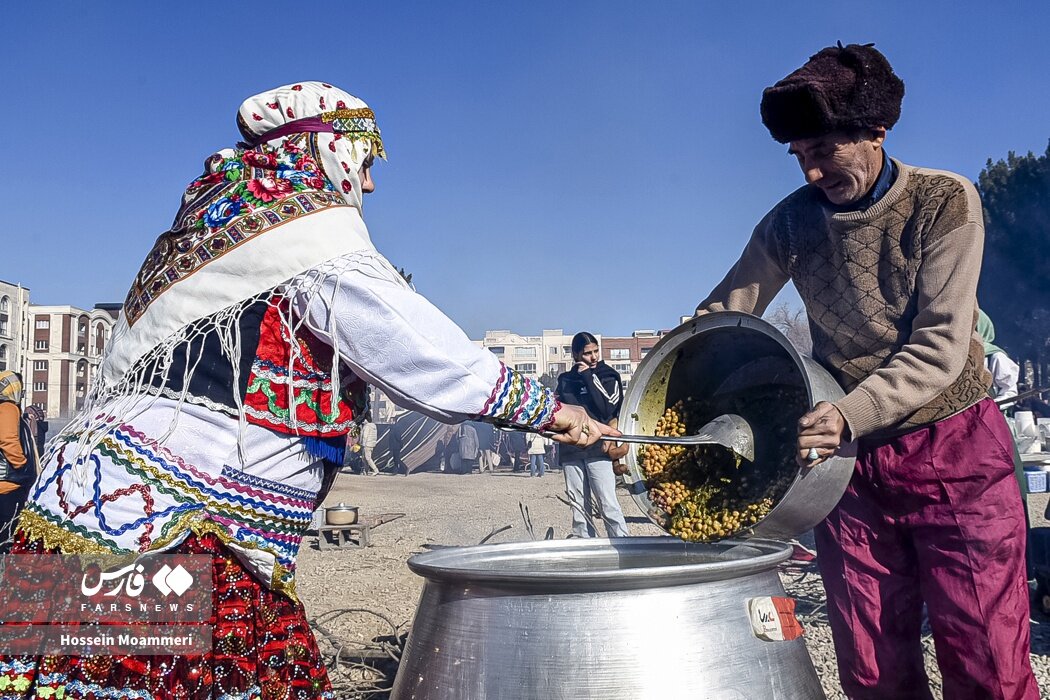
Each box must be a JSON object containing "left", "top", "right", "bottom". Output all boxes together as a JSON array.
[{"left": 1015, "top": 410, "right": 1041, "bottom": 454}]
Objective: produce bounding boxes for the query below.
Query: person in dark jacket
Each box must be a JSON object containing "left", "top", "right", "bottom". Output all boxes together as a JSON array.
[{"left": 555, "top": 332, "right": 629, "bottom": 537}]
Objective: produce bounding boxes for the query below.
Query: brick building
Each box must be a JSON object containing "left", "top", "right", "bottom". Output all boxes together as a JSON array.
[{"left": 598, "top": 330, "right": 662, "bottom": 386}]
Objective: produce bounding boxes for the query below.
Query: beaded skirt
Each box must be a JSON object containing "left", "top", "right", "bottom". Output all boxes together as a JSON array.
[{"left": 0, "top": 532, "right": 334, "bottom": 700}]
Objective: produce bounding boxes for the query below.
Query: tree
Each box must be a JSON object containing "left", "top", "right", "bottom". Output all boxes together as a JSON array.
[
  {"left": 976, "top": 143, "right": 1050, "bottom": 386},
  {"left": 764, "top": 303, "right": 813, "bottom": 355}
]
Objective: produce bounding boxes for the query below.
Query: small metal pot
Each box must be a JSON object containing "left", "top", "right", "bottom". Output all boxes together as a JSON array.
[
  {"left": 325, "top": 503, "right": 359, "bottom": 526},
  {"left": 620, "top": 311, "right": 856, "bottom": 540}
]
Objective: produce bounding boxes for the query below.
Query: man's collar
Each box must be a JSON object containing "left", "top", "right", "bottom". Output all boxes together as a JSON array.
[{"left": 825, "top": 151, "right": 897, "bottom": 213}]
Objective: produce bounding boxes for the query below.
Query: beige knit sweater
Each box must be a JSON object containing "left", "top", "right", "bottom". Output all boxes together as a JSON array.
[{"left": 698, "top": 159, "right": 991, "bottom": 439}]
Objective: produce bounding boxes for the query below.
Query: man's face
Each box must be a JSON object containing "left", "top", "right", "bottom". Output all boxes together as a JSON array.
[
  {"left": 577, "top": 343, "right": 601, "bottom": 368},
  {"left": 788, "top": 128, "right": 886, "bottom": 205}
]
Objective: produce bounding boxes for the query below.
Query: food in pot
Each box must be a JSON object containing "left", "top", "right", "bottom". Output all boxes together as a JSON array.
[{"left": 639, "top": 387, "right": 807, "bottom": 541}]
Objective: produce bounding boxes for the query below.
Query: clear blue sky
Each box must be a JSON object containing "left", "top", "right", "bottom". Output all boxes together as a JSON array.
[{"left": 3, "top": 2, "right": 1048, "bottom": 338}]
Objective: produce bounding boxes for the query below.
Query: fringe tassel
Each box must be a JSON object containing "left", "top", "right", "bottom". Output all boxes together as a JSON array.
[
  {"left": 302, "top": 435, "right": 347, "bottom": 465},
  {"left": 52, "top": 251, "right": 403, "bottom": 489}
]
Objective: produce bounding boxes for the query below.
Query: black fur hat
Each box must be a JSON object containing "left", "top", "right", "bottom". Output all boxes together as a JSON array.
[{"left": 760, "top": 43, "right": 905, "bottom": 143}]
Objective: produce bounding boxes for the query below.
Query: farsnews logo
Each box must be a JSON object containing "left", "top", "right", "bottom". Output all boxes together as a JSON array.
[{"left": 81, "top": 563, "right": 194, "bottom": 598}]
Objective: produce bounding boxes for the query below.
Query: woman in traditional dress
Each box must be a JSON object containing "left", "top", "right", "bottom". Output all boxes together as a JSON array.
[{"left": 0, "top": 82, "right": 611, "bottom": 700}]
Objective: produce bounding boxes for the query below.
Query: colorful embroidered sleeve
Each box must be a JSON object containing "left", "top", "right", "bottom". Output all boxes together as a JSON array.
[
  {"left": 475, "top": 363, "right": 560, "bottom": 430},
  {"left": 287, "top": 253, "right": 560, "bottom": 430}
]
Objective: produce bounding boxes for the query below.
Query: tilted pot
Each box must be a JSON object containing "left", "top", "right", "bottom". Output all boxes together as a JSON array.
[
  {"left": 391, "top": 537, "right": 825, "bottom": 699},
  {"left": 621, "top": 311, "right": 856, "bottom": 540}
]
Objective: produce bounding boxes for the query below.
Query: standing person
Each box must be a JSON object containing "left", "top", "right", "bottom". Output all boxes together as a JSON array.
[
  {"left": 977, "top": 309, "right": 1020, "bottom": 402},
  {"left": 526, "top": 431, "right": 548, "bottom": 477},
  {"left": 476, "top": 422, "right": 497, "bottom": 473},
  {"left": 359, "top": 417, "right": 380, "bottom": 475},
  {"left": 696, "top": 45, "right": 1038, "bottom": 699},
  {"left": 555, "top": 332, "right": 629, "bottom": 538},
  {"left": 457, "top": 422, "right": 480, "bottom": 473},
  {"left": 508, "top": 429, "right": 527, "bottom": 472},
  {"left": 387, "top": 420, "right": 408, "bottom": 476},
  {"left": 0, "top": 82, "right": 613, "bottom": 700},
  {"left": 21, "top": 405, "right": 46, "bottom": 459},
  {"left": 0, "top": 372, "right": 34, "bottom": 544}
]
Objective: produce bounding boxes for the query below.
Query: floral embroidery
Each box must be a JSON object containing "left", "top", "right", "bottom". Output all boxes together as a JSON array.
[
  {"left": 182, "top": 138, "right": 331, "bottom": 234},
  {"left": 243, "top": 300, "right": 363, "bottom": 437}
]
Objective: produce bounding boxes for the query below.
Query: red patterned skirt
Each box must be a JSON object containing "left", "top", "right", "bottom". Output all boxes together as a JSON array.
[{"left": 0, "top": 532, "right": 334, "bottom": 700}]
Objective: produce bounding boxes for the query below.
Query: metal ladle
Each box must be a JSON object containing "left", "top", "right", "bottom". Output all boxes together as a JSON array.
[{"left": 537, "top": 413, "right": 755, "bottom": 463}]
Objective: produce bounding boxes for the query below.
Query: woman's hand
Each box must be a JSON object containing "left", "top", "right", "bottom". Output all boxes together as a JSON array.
[
  {"left": 796, "top": 401, "right": 847, "bottom": 467},
  {"left": 547, "top": 404, "right": 620, "bottom": 448}
]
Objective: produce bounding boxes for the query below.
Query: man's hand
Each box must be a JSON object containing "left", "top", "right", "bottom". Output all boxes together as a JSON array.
[
  {"left": 547, "top": 404, "right": 620, "bottom": 448},
  {"left": 603, "top": 441, "right": 629, "bottom": 460},
  {"left": 797, "top": 401, "right": 847, "bottom": 467}
]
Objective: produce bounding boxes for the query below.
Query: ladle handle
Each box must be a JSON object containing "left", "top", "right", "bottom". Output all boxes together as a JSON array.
[{"left": 537, "top": 430, "right": 704, "bottom": 446}]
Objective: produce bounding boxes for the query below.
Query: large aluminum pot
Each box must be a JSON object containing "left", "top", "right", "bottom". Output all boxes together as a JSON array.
[
  {"left": 622, "top": 311, "right": 855, "bottom": 540},
  {"left": 391, "top": 537, "right": 824, "bottom": 699}
]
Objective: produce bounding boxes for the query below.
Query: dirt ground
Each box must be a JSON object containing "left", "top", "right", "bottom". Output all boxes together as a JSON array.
[{"left": 298, "top": 468, "right": 1050, "bottom": 699}]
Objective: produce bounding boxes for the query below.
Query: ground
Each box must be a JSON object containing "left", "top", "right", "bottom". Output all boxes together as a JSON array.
[{"left": 296, "top": 470, "right": 1050, "bottom": 699}]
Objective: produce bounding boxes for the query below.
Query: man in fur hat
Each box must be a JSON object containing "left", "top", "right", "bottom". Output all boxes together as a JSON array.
[{"left": 697, "top": 44, "right": 1038, "bottom": 699}]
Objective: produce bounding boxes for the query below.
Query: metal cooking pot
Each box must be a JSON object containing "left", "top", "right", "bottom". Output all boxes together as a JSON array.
[
  {"left": 325, "top": 503, "right": 359, "bottom": 526},
  {"left": 390, "top": 537, "right": 825, "bottom": 699},
  {"left": 621, "top": 312, "right": 856, "bottom": 540}
]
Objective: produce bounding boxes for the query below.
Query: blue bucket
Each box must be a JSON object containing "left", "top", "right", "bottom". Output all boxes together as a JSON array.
[{"left": 1025, "top": 467, "right": 1047, "bottom": 494}]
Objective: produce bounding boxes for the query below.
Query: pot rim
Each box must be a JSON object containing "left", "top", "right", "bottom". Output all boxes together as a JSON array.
[{"left": 406, "top": 536, "right": 791, "bottom": 591}]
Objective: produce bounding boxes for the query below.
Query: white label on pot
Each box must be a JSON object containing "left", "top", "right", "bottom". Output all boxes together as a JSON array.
[{"left": 748, "top": 596, "right": 803, "bottom": 642}]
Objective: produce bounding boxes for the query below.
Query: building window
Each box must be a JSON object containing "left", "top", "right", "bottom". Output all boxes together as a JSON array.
[
  {"left": 0, "top": 297, "right": 8, "bottom": 312},
  {"left": 609, "top": 348, "right": 630, "bottom": 360},
  {"left": 35, "top": 318, "right": 50, "bottom": 329},
  {"left": 0, "top": 345, "right": 6, "bottom": 371},
  {"left": 34, "top": 360, "right": 47, "bottom": 371},
  {"left": 488, "top": 346, "right": 505, "bottom": 355},
  {"left": 549, "top": 346, "right": 558, "bottom": 355},
  {"left": 514, "top": 363, "right": 537, "bottom": 374},
  {"left": 33, "top": 382, "right": 47, "bottom": 391},
  {"left": 562, "top": 346, "right": 572, "bottom": 355},
  {"left": 612, "top": 362, "right": 632, "bottom": 374},
  {"left": 35, "top": 340, "right": 48, "bottom": 350},
  {"left": 640, "top": 346, "right": 653, "bottom": 356},
  {"left": 0, "top": 320, "right": 7, "bottom": 336},
  {"left": 548, "top": 363, "right": 565, "bottom": 375},
  {"left": 514, "top": 347, "right": 537, "bottom": 358}
]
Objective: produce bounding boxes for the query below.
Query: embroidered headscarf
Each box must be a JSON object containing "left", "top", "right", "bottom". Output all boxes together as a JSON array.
[
  {"left": 101, "top": 82, "right": 383, "bottom": 388},
  {"left": 0, "top": 371, "right": 22, "bottom": 405},
  {"left": 236, "top": 82, "right": 385, "bottom": 213}
]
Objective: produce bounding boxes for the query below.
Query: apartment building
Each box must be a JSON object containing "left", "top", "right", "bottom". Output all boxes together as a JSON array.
[
  {"left": 0, "top": 280, "right": 31, "bottom": 377},
  {"left": 476, "top": 329, "right": 587, "bottom": 380},
  {"left": 25, "top": 303, "right": 118, "bottom": 422},
  {"left": 475, "top": 328, "right": 665, "bottom": 387}
]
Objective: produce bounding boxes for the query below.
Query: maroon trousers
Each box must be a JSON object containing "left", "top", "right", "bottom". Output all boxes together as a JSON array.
[{"left": 814, "top": 398, "right": 1040, "bottom": 700}]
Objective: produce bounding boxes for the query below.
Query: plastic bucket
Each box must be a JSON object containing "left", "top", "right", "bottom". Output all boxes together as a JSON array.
[{"left": 1024, "top": 466, "right": 1047, "bottom": 493}]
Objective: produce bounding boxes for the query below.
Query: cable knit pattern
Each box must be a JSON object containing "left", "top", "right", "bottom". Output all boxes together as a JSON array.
[{"left": 699, "top": 160, "right": 992, "bottom": 438}]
